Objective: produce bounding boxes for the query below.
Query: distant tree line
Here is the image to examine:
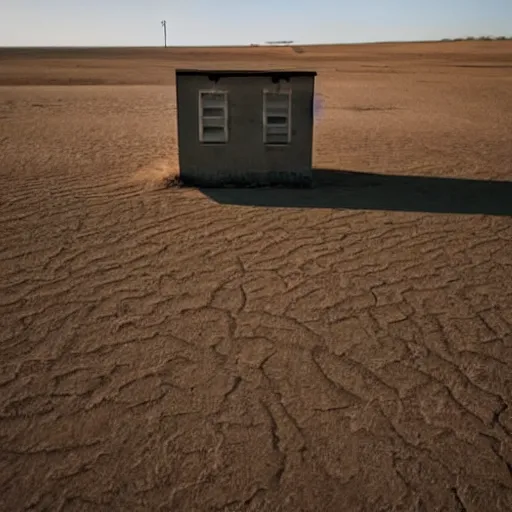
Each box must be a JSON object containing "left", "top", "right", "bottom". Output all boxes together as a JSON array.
[{"left": 441, "top": 36, "right": 512, "bottom": 42}]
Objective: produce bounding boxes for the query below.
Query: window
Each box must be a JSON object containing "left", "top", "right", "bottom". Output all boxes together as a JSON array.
[
  {"left": 199, "top": 91, "right": 228, "bottom": 143},
  {"left": 263, "top": 90, "right": 291, "bottom": 144}
]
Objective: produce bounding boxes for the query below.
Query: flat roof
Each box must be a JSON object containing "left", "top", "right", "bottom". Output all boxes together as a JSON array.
[{"left": 175, "top": 69, "right": 317, "bottom": 78}]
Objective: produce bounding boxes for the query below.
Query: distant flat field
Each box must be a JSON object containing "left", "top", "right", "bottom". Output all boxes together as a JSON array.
[
  {"left": 1, "top": 43, "right": 512, "bottom": 512},
  {"left": 1, "top": 41, "right": 512, "bottom": 85}
]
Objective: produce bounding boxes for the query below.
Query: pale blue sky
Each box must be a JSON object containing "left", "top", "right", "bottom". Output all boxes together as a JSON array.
[{"left": 0, "top": 0, "right": 510, "bottom": 47}]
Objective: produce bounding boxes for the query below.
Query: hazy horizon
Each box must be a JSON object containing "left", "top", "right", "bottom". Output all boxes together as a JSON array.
[
  {"left": 1, "top": 0, "right": 511, "bottom": 47},
  {"left": 2, "top": 36, "right": 511, "bottom": 50}
]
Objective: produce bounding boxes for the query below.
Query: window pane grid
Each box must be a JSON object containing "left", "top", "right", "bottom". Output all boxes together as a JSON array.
[
  {"left": 263, "top": 90, "right": 291, "bottom": 145},
  {"left": 199, "top": 91, "right": 228, "bottom": 143}
]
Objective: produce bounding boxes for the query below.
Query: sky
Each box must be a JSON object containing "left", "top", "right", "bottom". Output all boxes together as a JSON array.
[{"left": 1, "top": 0, "right": 511, "bottom": 47}]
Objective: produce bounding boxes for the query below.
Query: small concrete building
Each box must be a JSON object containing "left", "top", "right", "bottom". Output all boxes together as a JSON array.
[{"left": 175, "top": 69, "right": 317, "bottom": 187}]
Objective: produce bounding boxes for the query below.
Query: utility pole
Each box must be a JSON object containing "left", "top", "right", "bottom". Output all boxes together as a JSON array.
[{"left": 161, "top": 20, "right": 167, "bottom": 48}]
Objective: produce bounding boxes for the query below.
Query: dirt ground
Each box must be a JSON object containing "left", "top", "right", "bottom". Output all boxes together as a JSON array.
[{"left": 1, "top": 42, "right": 512, "bottom": 512}]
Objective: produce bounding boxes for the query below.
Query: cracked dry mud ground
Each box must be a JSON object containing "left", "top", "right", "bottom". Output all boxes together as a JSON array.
[{"left": 1, "top": 43, "right": 512, "bottom": 511}]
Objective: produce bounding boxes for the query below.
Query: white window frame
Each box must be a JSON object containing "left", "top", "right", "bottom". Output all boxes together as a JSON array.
[
  {"left": 198, "top": 90, "right": 228, "bottom": 144},
  {"left": 263, "top": 89, "right": 292, "bottom": 145}
]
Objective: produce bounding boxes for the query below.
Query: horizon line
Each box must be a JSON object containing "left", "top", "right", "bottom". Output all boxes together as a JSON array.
[{"left": 1, "top": 36, "right": 511, "bottom": 50}]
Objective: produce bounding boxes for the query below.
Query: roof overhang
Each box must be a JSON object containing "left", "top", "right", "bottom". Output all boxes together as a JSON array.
[{"left": 175, "top": 69, "right": 317, "bottom": 79}]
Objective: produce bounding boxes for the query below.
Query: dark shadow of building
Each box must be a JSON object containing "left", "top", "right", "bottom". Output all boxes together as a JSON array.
[{"left": 199, "top": 168, "right": 512, "bottom": 217}]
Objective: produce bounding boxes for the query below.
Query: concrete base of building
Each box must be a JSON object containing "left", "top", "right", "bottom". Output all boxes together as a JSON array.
[{"left": 180, "top": 169, "right": 313, "bottom": 188}]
